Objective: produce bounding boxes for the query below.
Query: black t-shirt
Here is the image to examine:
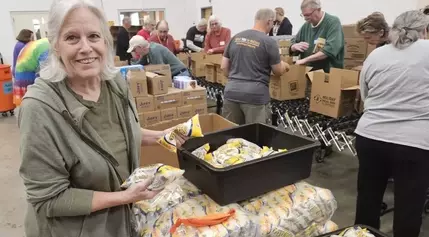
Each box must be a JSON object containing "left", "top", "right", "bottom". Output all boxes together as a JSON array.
[{"left": 186, "top": 26, "right": 207, "bottom": 49}]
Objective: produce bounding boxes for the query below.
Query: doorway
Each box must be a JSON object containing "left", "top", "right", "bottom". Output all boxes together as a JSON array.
[
  {"left": 10, "top": 12, "right": 49, "bottom": 40},
  {"left": 201, "top": 7, "right": 213, "bottom": 20}
]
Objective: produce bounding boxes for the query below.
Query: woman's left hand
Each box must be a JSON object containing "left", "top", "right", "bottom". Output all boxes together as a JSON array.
[{"left": 162, "top": 127, "right": 188, "bottom": 148}]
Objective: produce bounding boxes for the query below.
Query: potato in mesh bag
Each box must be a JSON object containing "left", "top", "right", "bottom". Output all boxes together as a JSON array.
[
  {"left": 158, "top": 114, "right": 203, "bottom": 153},
  {"left": 139, "top": 194, "right": 260, "bottom": 237},
  {"left": 331, "top": 226, "right": 376, "bottom": 237},
  {"left": 121, "top": 164, "right": 184, "bottom": 191},
  {"left": 191, "top": 143, "right": 210, "bottom": 159},
  {"left": 226, "top": 138, "right": 262, "bottom": 154},
  {"left": 260, "top": 146, "right": 288, "bottom": 157}
]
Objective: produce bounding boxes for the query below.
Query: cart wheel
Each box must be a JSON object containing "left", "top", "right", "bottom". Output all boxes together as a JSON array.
[
  {"left": 424, "top": 200, "right": 429, "bottom": 214},
  {"left": 381, "top": 202, "right": 388, "bottom": 213},
  {"left": 324, "top": 145, "right": 333, "bottom": 157},
  {"left": 2, "top": 112, "right": 8, "bottom": 117},
  {"left": 9, "top": 110, "right": 14, "bottom": 116},
  {"left": 314, "top": 147, "right": 324, "bottom": 163}
]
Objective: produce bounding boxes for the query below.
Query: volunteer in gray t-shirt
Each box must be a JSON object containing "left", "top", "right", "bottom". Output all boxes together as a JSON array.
[{"left": 221, "top": 8, "right": 289, "bottom": 125}]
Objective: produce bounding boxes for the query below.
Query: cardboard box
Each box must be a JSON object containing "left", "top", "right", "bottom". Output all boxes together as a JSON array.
[
  {"left": 140, "top": 113, "right": 237, "bottom": 167},
  {"left": 114, "top": 61, "right": 128, "bottom": 67},
  {"left": 269, "top": 65, "right": 307, "bottom": 101},
  {"left": 177, "top": 53, "right": 189, "bottom": 66},
  {"left": 342, "top": 24, "right": 360, "bottom": 38},
  {"left": 177, "top": 105, "right": 193, "bottom": 119},
  {"left": 205, "top": 54, "right": 222, "bottom": 64},
  {"left": 146, "top": 71, "right": 169, "bottom": 95},
  {"left": 160, "top": 107, "right": 177, "bottom": 121},
  {"left": 345, "top": 38, "right": 368, "bottom": 60},
  {"left": 193, "top": 103, "right": 208, "bottom": 115},
  {"left": 135, "top": 95, "right": 154, "bottom": 113},
  {"left": 344, "top": 59, "right": 364, "bottom": 70},
  {"left": 154, "top": 88, "right": 183, "bottom": 110},
  {"left": 144, "top": 64, "right": 172, "bottom": 82},
  {"left": 309, "top": 68, "right": 360, "bottom": 118},
  {"left": 139, "top": 110, "right": 161, "bottom": 127},
  {"left": 127, "top": 71, "right": 148, "bottom": 97},
  {"left": 191, "top": 52, "right": 207, "bottom": 77},
  {"left": 278, "top": 40, "right": 292, "bottom": 48},
  {"left": 205, "top": 63, "right": 216, "bottom": 82},
  {"left": 182, "top": 86, "right": 207, "bottom": 105}
]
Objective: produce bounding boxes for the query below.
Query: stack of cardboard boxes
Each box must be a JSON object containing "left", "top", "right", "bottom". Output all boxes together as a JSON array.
[
  {"left": 343, "top": 25, "right": 376, "bottom": 69},
  {"left": 126, "top": 64, "right": 208, "bottom": 127},
  {"left": 278, "top": 40, "right": 292, "bottom": 56}
]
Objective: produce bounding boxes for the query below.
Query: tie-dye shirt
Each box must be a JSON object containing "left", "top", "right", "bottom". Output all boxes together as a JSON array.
[{"left": 13, "top": 38, "right": 49, "bottom": 106}]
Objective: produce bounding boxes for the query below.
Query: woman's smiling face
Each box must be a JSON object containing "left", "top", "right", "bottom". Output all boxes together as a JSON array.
[{"left": 57, "top": 7, "right": 106, "bottom": 80}]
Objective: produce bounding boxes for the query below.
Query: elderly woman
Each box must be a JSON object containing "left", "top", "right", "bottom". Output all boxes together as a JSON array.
[
  {"left": 18, "top": 0, "right": 184, "bottom": 236},
  {"left": 149, "top": 20, "right": 180, "bottom": 55},
  {"left": 356, "top": 12, "right": 390, "bottom": 47},
  {"left": 354, "top": 10, "right": 429, "bottom": 237},
  {"left": 204, "top": 15, "right": 231, "bottom": 54}
]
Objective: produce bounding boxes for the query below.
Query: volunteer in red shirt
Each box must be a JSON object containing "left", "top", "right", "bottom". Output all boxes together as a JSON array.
[
  {"left": 204, "top": 15, "right": 231, "bottom": 54},
  {"left": 137, "top": 19, "right": 155, "bottom": 40},
  {"left": 149, "top": 20, "right": 181, "bottom": 55}
]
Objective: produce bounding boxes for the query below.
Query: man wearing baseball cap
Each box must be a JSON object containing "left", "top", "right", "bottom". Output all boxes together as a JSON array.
[{"left": 127, "top": 35, "right": 190, "bottom": 77}]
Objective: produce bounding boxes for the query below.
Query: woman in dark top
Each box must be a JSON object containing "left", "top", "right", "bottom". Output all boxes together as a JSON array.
[
  {"left": 356, "top": 12, "right": 390, "bottom": 47},
  {"left": 269, "top": 7, "right": 293, "bottom": 36}
]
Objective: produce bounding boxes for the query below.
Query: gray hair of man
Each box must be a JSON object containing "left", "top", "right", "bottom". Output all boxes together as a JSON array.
[
  {"left": 40, "top": 0, "right": 118, "bottom": 82},
  {"left": 301, "top": 0, "right": 322, "bottom": 9},
  {"left": 197, "top": 18, "right": 208, "bottom": 27},
  {"left": 255, "top": 8, "right": 276, "bottom": 22},
  {"left": 208, "top": 15, "right": 222, "bottom": 27},
  {"left": 389, "top": 10, "right": 429, "bottom": 49}
]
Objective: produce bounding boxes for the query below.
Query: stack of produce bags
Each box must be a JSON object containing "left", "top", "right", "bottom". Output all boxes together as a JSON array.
[
  {"left": 239, "top": 181, "right": 338, "bottom": 237},
  {"left": 330, "top": 226, "right": 377, "bottom": 237},
  {"left": 123, "top": 162, "right": 339, "bottom": 236}
]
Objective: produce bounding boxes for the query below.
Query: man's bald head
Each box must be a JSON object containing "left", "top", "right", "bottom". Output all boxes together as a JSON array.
[{"left": 122, "top": 16, "right": 131, "bottom": 29}]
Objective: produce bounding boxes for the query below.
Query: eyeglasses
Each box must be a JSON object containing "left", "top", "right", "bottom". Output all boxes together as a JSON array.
[
  {"left": 158, "top": 30, "right": 168, "bottom": 33},
  {"left": 300, "top": 9, "right": 318, "bottom": 18},
  {"left": 210, "top": 22, "right": 219, "bottom": 26}
]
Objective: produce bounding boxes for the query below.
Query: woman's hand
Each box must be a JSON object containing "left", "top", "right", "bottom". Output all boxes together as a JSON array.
[{"left": 124, "top": 178, "right": 161, "bottom": 203}]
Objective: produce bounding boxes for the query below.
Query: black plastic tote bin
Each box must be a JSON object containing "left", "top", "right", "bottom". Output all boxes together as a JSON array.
[
  {"left": 317, "top": 225, "right": 389, "bottom": 237},
  {"left": 177, "top": 123, "right": 320, "bottom": 205}
]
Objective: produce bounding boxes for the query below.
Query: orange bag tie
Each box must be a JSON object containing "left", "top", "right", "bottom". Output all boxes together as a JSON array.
[{"left": 170, "top": 209, "right": 236, "bottom": 233}]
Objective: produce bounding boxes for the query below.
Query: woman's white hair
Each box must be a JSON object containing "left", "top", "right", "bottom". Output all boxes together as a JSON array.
[
  {"left": 40, "top": 0, "right": 118, "bottom": 82},
  {"left": 389, "top": 10, "right": 429, "bottom": 49}
]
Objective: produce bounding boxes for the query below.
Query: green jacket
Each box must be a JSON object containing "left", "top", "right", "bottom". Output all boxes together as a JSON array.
[
  {"left": 138, "top": 42, "right": 186, "bottom": 76},
  {"left": 292, "top": 12, "right": 345, "bottom": 72},
  {"left": 18, "top": 74, "right": 142, "bottom": 237}
]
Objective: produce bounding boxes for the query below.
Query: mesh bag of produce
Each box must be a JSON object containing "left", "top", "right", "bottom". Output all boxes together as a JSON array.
[
  {"left": 139, "top": 194, "right": 260, "bottom": 237},
  {"left": 239, "top": 181, "right": 337, "bottom": 236}
]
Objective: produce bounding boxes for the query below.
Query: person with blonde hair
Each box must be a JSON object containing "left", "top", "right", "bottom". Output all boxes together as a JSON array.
[
  {"left": 356, "top": 12, "right": 389, "bottom": 47},
  {"left": 221, "top": 8, "right": 289, "bottom": 125},
  {"left": 18, "top": 0, "right": 185, "bottom": 236},
  {"left": 137, "top": 18, "right": 155, "bottom": 40},
  {"left": 204, "top": 15, "right": 231, "bottom": 54},
  {"left": 290, "top": 0, "right": 344, "bottom": 72},
  {"left": 186, "top": 19, "right": 208, "bottom": 52},
  {"left": 269, "top": 7, "right": 293, "bottom": 36},
  {"left": 354, "top": 10, "right": 429, "bottom": 237}
]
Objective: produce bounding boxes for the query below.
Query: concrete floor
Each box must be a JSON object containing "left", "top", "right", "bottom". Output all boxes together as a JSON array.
[{"left": 0, "top": 114, "right": 428, "bottom": 237}]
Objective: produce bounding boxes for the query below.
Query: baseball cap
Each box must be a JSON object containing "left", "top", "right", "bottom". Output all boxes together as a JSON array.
[{"left": 127, "top": 35, "right": 148, "bottom": 53}]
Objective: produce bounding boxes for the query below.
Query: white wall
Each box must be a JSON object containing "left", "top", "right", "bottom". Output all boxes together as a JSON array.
[{"left": 194, "top": 0, "right": 419, "bottom": 36}]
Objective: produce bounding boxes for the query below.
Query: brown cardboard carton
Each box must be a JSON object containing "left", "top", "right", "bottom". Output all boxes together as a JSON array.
[
  {"left": 140, "top": 113, "right": 237, "bottom": 167},
  {"left": 345, "top": 38, "right": 368, "bottom": 60},
  {"left": 182, "top": 86, "right": 207, "bottom": 105},
  {"left": 177, "top": 53, "right": 189, "bottom": 66},
  {"left": 139, "top": 110, "right": 161, "bottom": 127},
  {"left": 153, "top": 88, "right": 183, "bottom": 110},
  {"left": 135, "top": 95, "right": 154, "bottom": 113},
  {"left": 114, "top": 56, "right": 120, "bottom": 61},
  {"left": 278, "top": 40, "right": 292, "bottom": 47},
  {"left": 342, "top": 24, "right": 360, "bottom": 38},
  {"left": 177, "top": 105, "right": 193, "bottom": 118},
  {"left": 114, "top": 61, "right": 128, "bottom": 67},
  {"left": 191, "top": 52, "right": 207, "bottom": 77},
  {"left": 269, "top": 65, "right": 307, "bottom": 101},
  {"left": 205, "top": 54, "right": 222, "bottom": 64},
  {"left": 344, "top": 59, "right": 364, "bottom": 70},
  {"left": 193, "top": 103, "right": 208, "bottom": 115},
  {"left": 144, "top": 64, "right": 172, "bottom": 82},
  {"left": 205, "top": 63, "right": 216, "bottom": 82},
  {"left": 160, "top": 107, "right": 178, "bottom": 121},
  {"left": 309, "top": 68, "right": 360, "bottom": 118},
  {"left": 128, "top": 71, "right": 148, "bottom": 97},
  {"left": 146, "top": 71, "right": 169, "bottom": 95}
]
